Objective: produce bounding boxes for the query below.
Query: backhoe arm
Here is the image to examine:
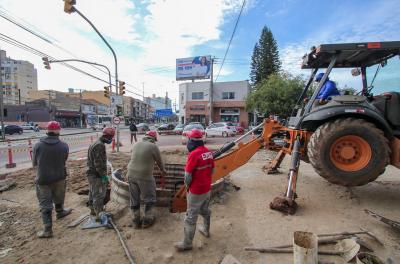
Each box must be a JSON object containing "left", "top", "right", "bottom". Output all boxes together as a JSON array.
[{"left": 170, "top": 120, "right": 284, "bottom": 213}]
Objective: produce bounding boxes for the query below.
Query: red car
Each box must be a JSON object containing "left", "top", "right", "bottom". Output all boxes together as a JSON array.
[{"left": 232, "top": 123, "right": 244, "bottom": 134}]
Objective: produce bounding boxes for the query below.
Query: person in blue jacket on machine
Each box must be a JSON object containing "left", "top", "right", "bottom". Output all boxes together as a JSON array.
[{"left": 315, "top": 72, "right": 340, "bottom": 105}]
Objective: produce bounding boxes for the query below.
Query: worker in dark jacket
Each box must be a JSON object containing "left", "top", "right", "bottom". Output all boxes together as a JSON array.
[
  {"left": 33, "top": 121, "right": 71, "bottom": 238},
  {"left": 315, "top": 72, "right": 340, "bottom": 104},
  {"left": 175, "top": 129, "right": 215, "bottom": 251},
  {"left": 126, "top": 130, "right": 166, "bottom": 228},
  {"left": 87, "top": 127, "right": 115, "bottom": 221},
  {"left": 129, "top": 121, "right": 138, "bottom": 144}
]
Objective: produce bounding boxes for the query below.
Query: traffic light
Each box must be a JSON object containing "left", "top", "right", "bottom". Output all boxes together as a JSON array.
[
  {"left": 103, "top": 86, "right": 110, "bottom": 98},
  {"left": 119, "top": 81, "right": 126, "bottom": 95},
  {"left": 42, "top": 57, "right": 51, "bottom": 70},
  {"left": 64, "top": 0, "right": 76, "bottom": 14},
  {"left": 116, "top": 105, "right": 123, "bottom": 116}
]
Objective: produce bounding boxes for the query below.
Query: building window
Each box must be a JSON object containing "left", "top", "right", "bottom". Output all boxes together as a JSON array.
[
  {"left": 222, "top": 92, "right": 235, "bottom": 99},
  {"left": 192, "top": 92, "right": 204, "bottom": 100},
  {"left": 181, "top": 93, "right": 184, "bottom": 103}
]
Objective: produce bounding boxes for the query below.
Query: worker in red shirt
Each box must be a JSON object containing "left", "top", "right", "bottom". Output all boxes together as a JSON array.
[{"left": 175, "top": 129, "right": 215, "bottom": 251}]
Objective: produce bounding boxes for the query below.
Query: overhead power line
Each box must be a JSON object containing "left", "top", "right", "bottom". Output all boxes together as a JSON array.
[{"left": 215, "top": 0, "right": 246, "bottom": 81}]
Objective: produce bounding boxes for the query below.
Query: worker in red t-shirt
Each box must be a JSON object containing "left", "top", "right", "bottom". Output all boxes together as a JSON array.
[{"left": 175, "top": 129, "right": 215, "bottom": 251}]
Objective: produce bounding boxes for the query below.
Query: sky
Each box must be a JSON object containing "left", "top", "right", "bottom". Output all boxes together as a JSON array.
[{"left": 0, "top": 0, "right": 399, "bottom": 106}]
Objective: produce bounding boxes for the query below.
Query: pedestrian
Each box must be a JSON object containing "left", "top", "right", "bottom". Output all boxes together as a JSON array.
[
  {"left": 126, "top": 130, "right": 167, "bottom": 229},
  {"left": 175, "top": 129, "right": 214, "bottom": 251},
  {"left": 86, "top": 127, "right": 115, "bottom": 221},
  {"left": 129, "top": 121, "right": 138, "bottom": 144},
  {"left": 33, "top": 121, "right": 71, "bottom": 238}
]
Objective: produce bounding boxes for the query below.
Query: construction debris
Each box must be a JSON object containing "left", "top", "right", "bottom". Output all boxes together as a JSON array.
[
  {"left": 0, "top": 178, "right": 16, "bottom": 192},
  {"left": 365, "top": 209, "right": 400, "bottom": 231},
  {"left": 220, "top": 254, "right": 242, "bottom": 264}
]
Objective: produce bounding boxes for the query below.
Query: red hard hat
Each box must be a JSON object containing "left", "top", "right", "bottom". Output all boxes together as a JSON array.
[
  {"left": 102, "top": 127, "right": 115, "bottom": 137},
  {"left": 146, "top": 130, "right": 157, "bottom": 139},
  {"left": 188, "top": 129, "right": 203, "bottom": 139},
  {"left": 46, "top": 121, "right": 61, "bottom": 133}
]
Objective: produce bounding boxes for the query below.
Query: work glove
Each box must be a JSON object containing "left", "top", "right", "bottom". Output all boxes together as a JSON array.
[{"left": 101, "top": 175, "right": 109, "bottom": 184}]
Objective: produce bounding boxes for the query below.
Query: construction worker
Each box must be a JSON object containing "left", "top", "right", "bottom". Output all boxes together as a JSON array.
[
  {"left": 33, "top": 121, "right": 71, "bottom": 238},
  {"left": 315, "top": 72, "right": 340, "bottom": 104},
  {"left": 87, "top": 127, "right": 115, "bottom": 221},
  {"left": 175, "top": 129, "right": 215, "bottom": 251},
  {"left": 129, "top": 121, "right": 138, "bottom": 144},
  {"left": 126, "top": 130, "right": 167, "bottom": 228}
]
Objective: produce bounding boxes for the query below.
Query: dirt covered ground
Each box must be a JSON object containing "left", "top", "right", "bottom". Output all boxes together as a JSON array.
[{"left": 1, "top": 149, "right": 400, "bottom": 264}]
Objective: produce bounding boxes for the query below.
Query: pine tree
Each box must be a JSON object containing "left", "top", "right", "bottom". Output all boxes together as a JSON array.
[{"left": 249, "top": 26, "right": 281, "bottom": 85}]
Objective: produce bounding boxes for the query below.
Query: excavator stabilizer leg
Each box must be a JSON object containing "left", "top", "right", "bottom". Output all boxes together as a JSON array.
[
  {"left": 264, "top": 149, "right": 286, "bottom": 174},
  {"left": 270, "top": 136, "right": 301, "bottom": 215}
]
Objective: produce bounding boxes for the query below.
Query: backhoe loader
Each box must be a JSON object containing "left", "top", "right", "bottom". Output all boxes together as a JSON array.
[{"left": 171, "top": 41, "right": 400, "bottom": 214}]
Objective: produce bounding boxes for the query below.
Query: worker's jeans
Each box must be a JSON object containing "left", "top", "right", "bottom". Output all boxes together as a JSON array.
[
  {"left": 128, "top": 178, "right": 157, "bottom": 210},
  {"left": 87, "top": 175, "right": 107, "bottom": 215},
  {"left": 185, "top": 191, "right": 211, "bottom": 226},
  {"left": 35, "top": 179, "right": 66, "bottom": 213}
]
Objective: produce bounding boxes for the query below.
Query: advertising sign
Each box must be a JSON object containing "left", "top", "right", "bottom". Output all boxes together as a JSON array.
[
  {"left": 176, "top": 55, "right": 212, "bottom": 80},
  {"left": 155, "top": 108, "right": 173, "bottom": 117}
]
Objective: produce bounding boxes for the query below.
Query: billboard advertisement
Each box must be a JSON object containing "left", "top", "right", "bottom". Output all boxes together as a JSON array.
[
  {"left": 155, "top": 108, "right": 173, "bottom": 117},
  {"left": 176, "top": 55, "right": 212, "bottom": 80}
]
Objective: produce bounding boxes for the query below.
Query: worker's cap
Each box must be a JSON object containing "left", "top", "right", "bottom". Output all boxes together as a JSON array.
[
  {"left": 145, "top": 130, "right": 158, "bottom": 141},
  {"left": 46, "top": 121, "right": 61, "bottom": 134},
  {"left": 315, "top": 72, "right": 328, "bottom": 82},
  {"left": 102, "top": 127, "right": 115, "bottom": 137},
  {"left": 188, "top": 129, "right": 203, "bottom": 140}
]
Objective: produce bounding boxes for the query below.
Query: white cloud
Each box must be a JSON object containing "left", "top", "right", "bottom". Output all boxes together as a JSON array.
[
  {"left": 280, "top": 0, "right": 400, "bottom": 90},
  {"left": 0, "top": 0, "right": 249, "bottom": 103}
]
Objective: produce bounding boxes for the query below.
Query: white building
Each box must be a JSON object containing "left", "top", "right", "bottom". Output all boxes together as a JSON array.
[
  {"left": 179, "top": 80, "right": 250, "bottom": 127},
  {"left": 0, "top": 50, "right": 38, "bottom": 105}
]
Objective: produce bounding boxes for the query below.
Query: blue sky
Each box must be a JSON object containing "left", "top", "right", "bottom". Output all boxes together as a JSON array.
[{"left": 0, "top": 0, "right": 399, "bottom": 102}]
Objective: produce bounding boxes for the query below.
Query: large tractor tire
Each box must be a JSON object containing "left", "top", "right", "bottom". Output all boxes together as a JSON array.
[{"left": 308, "top": 118, "right": 390, "bottom": 186}]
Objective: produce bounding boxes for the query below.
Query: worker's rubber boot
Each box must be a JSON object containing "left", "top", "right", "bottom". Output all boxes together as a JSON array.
[
  {"left": 174, "top": 223, "right": 196, "bottom": 251},
  {"left": 198, "top": 215, "right": 210, "bottom": 238},
  {"left": 142, "top": 204, "right": 155, "bottom": 228},
  {"left": 55, "top": 204, "right": 72, "bottom": 219},
  {"left": 132, "top": 209, "right": 141, "bottom": 229},
  {"left": 37, "top": 211, "right": 53, "bottom": 238}
]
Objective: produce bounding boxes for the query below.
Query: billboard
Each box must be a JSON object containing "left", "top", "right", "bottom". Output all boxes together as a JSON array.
[{"left": 176, "top": 55, "right": 212, "bottom": 80}]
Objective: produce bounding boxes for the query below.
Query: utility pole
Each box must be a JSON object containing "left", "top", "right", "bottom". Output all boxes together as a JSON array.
[
  {"left": 0, "top": 51, "right": 5, "bottom": 140},
  {"left": 142, "top": 82, "right": 145, "bottom": 100},
  {"left": 209, "top": 58, "right": 214, "bottom": 125},
  {"left": 48, "top": 90, "right": 52, "bottom": 120},
  {"left": 18, "top": 89, "right": 21, "bottom": 105},
  {"left": 79, "top": 89, "right": 83, "bottom": 128}
]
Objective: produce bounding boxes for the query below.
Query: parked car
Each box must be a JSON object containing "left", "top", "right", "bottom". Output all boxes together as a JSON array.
[
  {"left": 232, "top": 123, "right": 245, "bottom": 134},
  {"left": 205, "top": 122, "right": 236, "bottom": 137},
  {"left": 181, "top": 124, "right": 206, "bottom": 144},
  {"left": 173, "top": 123, "right": 185, "bottom": 135},
  {"left": 157, "top": 123, "right": 176, "bottom": 135},
  {"left": 0, "top": 125, "right": 23, "bottom": 135},
  {"left": 136, "top": 123, "right": 150, "bottom": 133}
]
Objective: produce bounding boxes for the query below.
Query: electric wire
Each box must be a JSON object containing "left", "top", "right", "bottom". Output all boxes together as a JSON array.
[{"left": 214, "top": 0, "right": 246, "bottom": 81}]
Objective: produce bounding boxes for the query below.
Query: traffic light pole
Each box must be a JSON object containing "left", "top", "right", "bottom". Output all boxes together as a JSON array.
[
  {"left": 0, "top": 53, "right": 5, "bottom": 140},
  {"left": 71, "top": 6, "right": 120, "bottom": 152}
]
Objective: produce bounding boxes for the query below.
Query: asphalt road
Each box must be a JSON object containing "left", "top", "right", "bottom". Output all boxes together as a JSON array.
[{"left": 0, "top": 130, "right": 241, "bottom": 169}]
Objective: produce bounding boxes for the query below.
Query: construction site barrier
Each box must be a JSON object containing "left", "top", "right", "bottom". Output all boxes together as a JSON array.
[{"left": 6, "top": 140, "right": 16, "bottom": 168}]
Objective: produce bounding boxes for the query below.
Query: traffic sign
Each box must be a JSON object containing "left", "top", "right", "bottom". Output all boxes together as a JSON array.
[
  {"left": 110, "top": 95, "right": 123, "bottom": 106},
  {"left": 113, "top": 116, "right": 121, "bottom": 125}
]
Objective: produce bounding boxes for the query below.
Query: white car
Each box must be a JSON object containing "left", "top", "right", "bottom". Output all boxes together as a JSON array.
[
  {"left": 181, "top": 124, "right": 207, "bottom": 144},
  {"left": 205, "top": 122, "right": 236, "bottom": 137}
]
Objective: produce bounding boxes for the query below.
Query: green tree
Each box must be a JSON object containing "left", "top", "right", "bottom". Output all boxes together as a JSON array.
[
  {"left": 246, "top": 73, "right": 305, "bottom": 118},
  {"left": 250, "top": 26, "right": 281, "bottom": 85}
]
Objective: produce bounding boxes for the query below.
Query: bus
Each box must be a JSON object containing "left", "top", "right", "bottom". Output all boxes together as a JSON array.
[{"left": 87, "top": 114, "right": 112, "bottom": 130}]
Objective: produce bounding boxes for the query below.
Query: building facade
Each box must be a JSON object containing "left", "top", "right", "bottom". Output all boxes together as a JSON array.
[
  {"left": 179, "top": 80, "right": 250, "bottom": 127},
  {"left": 0, "top": 50, "right": 38, "bottom": 105},
  {"left": 144, "top": 93, "right": 172, "bottom": 110}
]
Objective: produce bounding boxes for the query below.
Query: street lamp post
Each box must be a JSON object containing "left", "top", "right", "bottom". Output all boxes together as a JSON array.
[{"left": 64, "top": 2, "right": 120, "bottom": 151}]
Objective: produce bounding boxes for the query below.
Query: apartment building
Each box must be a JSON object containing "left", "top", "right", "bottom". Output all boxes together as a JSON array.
[{"left": 0, "top": 50, "right": 38, "bottom": 105}]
